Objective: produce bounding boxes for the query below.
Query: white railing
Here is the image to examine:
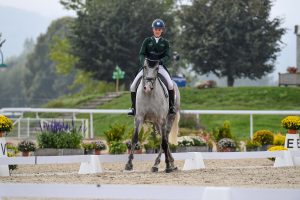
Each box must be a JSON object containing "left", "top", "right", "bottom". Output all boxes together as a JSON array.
[
  {"left": 1, "top": 108, "right": 300, "bottom": 139},
  {"left": 6, "top": 118, "right": 88, "bottom": 139},
  {"left": 0, "top": 183, "right": 299, "bottom": 200}
]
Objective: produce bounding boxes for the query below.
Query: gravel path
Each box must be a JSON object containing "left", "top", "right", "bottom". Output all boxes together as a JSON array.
[{"left": 1, "top": 158, "right": 300, "bottom": 188}]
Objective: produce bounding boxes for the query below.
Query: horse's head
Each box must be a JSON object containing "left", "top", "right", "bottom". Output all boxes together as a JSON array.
[{"left": 143, "top": 58, "right": 159, "bottom": 93}]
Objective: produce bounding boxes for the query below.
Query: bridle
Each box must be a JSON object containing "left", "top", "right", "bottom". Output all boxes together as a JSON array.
[{"left": 142, "top": 59, "right": 159, "bottom": 90}]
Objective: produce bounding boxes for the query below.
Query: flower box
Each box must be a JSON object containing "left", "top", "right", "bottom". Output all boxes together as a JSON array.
[
  {"left": 176, "top": 146, "right": 209, "bottom": 152},
  {"left": 34, "top": 148, "right": 84, "bottom": 156}
]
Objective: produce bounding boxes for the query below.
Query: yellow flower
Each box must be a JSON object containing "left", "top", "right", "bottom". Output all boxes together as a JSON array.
[
  {"left": 281, "top": 116, "right": 300, "bottom": 130},
  {"left": 0, "top": 115, "right": 13, "bottom": 132}
]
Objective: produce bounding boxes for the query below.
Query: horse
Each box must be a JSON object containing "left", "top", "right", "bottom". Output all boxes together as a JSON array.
[{"left": 125, "top": 58, "right": 180, "bottom": 173}]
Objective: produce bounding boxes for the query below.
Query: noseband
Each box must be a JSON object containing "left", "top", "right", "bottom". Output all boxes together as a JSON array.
[{"left": 143, "top": 59, "right": 159, "bottom": 89}]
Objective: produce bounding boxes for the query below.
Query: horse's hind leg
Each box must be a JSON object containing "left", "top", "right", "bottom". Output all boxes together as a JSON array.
[
  {"left": 125, "top": 118, "right": 142, "bottom": 171},
  {"left": 151, "top": 146, "right": 162, "bottom": 172},
  {"left": 161, "top": 122, "right": 177, "bottom": 173}
]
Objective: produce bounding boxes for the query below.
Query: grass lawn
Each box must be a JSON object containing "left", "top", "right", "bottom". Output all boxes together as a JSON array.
[{"left": 45, "top": 86, "right": 300, "bottom": 140}]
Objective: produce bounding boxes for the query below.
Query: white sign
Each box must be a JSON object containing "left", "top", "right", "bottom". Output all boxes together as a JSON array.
[
  {"left": 0, "top": 137, "right": 9, "bottom": 176},
  {"left": 284, "top": 134, "right": 300, "bottom": 150},
  {"left": 0, "top": 138, "right": 7, "bottom": 156}
]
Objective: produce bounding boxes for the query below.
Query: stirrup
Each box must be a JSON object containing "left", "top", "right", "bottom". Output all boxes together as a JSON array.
[{"left": 168, "top": 106, "right": 176, "bottom": 114}]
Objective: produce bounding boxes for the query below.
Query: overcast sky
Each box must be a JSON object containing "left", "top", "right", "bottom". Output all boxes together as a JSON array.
[{"left": 0, "top": 0, "right": 299, "bottom": 76}]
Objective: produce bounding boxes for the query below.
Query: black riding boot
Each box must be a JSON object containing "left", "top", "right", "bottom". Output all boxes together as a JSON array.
[
  {"left": 127, "top": 92, "right": 136, "bottom": 116},
  {"left": 168, "top": 90, "right": 176, "bottom": 114}
]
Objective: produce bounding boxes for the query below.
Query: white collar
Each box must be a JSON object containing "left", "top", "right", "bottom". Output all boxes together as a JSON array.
[{"left": 153, "top": 37, "right": 160, "bottom": 43}]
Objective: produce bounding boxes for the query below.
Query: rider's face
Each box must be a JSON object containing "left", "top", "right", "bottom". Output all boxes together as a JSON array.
[{"left": 153, "top": 28, "right": 163, "bottom": 38}]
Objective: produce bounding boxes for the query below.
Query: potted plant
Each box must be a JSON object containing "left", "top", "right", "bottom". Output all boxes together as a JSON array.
[
  {"left": 36, "top": 120, "right": 84, "bottom": 156},
  {"left": 287, "top": 66, "right": 297, "bottom": 74},
  {"left": 81, "top": 142, "right": 94, "bottom": 155},
  {"left": 281, "top": 116, "right": 300, "bottom": 134},
  {"left": 92, "top": 140, "right": 107, "bottom": 155},
  {"left": 125, "top": 140, "right": 142, "bottom": 154},
  {"left": 252, "top": 130, "right": 274, "bottom": 151},
  {"left": 245, "top": 140, "right": 262, "bottom": 151},
  {"left": 217, "top": 138, "right": 236, "bottom": 152},
  {"left": 0, "top": 115, "right": 13, "bottom": 137},
  {"left": 108, "top": 141, "right": 127, "bottom": 154},
  {"left": 17, "top": 140, "right": 36, "bottom": 156}
]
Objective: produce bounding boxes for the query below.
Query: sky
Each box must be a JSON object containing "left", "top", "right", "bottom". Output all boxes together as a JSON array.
[{"left": 0, "top": 0, "right": 299, "bottom": 77}]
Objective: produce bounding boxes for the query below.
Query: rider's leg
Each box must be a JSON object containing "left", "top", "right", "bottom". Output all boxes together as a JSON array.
[
  {"left": 158, "top": 66, "right": 176, "bottom": 114},
  {"left": 128, "top": 70, "right": 143, "bottom": 116}
]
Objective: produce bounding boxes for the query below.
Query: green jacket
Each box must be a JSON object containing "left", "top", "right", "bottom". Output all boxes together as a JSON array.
[{"left": 139, "top": 36, "right": 171, "bottom": 67}]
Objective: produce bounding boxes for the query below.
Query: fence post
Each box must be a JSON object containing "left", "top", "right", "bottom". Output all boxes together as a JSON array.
[
  {"left": 250, "top": 114, "right": 253, "bottom": 139},
  {"left": 18, "top": 119, "right": 21, "bottom": 138},
  {"left": 90, "top": 113, "right": 94, "bottom": 139},
  {"left": 27, "top": 117, "right": 30, "bottom": 138}
]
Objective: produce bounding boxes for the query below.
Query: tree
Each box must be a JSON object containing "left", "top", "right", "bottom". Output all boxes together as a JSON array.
[
  {"left": 178, "top": 0, "right": 285, "bottom": 86},
  {"left": 23, "top": 17, "right": 76, "bottom": 105},
  {"left": 61, "top": 0, "right": 176, "bottom": 86}
]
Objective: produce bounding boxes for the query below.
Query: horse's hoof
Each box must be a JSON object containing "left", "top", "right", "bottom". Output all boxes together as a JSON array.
[
  {"left": 151, "top": 167, "right": 159, "bottom": 172},
  {"left": 165, "top": 166, "right": 178, "bottom": 173},
  {"left": 125, "top": 163, "right": 133, "bottom": 171}
]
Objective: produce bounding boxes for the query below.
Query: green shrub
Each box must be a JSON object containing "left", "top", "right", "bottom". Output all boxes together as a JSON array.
[
  {"left": 81, "top": 142, "right": 94, "bottom": 150},
  {"left": 253, "top": 130, "right": 274, "bottom": 145},
  {"left": 108, "top": 141, "right": 126, "bottom": 154},
  {"left": 37, "top": 132, "right": 82, "bottom": 149},
  {"left": 213, "top": 120, "right": 232, "bottom": 141},
  {"left": 6, "top": 143, "right": 18, "bottom": 170},
  {"left": 179, "top": 114, "right": 200, "bottom": 129},
  {"left": 104, "top": 124, "right": 126, "bottom": 144},
  {"left": 245, "top": 140, "right": 262, "bottom": 150}
]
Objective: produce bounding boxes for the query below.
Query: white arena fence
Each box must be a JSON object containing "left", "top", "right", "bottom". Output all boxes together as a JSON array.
[
  {"left": 0, "top": 183, "right": 300, "bottom": 200},
  {"left": 6, "top": 117, "right": 88, "bottom": 139},
  {"left": 1, "top": 151, "right": 300, "bottom": 177},
  {"left": 1, "top": 108, "right": 300, "bottom": 139}
]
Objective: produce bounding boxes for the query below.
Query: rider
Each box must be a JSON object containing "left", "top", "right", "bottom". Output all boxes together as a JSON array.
[{"left": 128, "top": 19, "right": 176, "bottom": 116}]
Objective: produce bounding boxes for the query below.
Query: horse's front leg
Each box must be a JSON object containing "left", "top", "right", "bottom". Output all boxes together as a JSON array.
[{"left": 125, "top": 118, "right": 142, "bottom": 171}]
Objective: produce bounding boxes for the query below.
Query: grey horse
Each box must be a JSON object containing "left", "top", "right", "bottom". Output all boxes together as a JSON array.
[{"left": 125, "top": 59, "right": 180, "bottom": 173}]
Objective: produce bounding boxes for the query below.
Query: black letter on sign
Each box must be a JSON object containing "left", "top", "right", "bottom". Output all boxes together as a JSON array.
[
  {"left": 1, "top": 143, "right": 6, "bottom": 155},
  {"left": 298, "top": 139, "right": 300, "bottom": 148},
  {"left": 287, "top": 139, "right": 293, "bottom": 148}
]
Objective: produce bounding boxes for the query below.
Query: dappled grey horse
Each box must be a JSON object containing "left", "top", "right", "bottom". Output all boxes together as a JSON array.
[{"left": 125, "top": 58, "right": 180, "bottom": 173}]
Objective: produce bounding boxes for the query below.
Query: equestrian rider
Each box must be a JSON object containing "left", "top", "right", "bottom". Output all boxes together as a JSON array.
[{"left": 128, "top": 19, "right": 176, "bottom": 116}]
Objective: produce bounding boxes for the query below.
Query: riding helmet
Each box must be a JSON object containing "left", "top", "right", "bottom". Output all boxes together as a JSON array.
[{"left": 152, "top": 19, "right": 165, "bottom": 29}]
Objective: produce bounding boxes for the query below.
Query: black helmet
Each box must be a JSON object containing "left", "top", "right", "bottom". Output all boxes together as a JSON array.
[{"left": 152, "top": 19, "right": 165, "bottom": 29}]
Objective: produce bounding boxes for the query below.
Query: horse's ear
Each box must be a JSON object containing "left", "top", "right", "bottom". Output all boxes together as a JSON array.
[{"left": 143, "top": 59, "right": 148, "bottom": 67}]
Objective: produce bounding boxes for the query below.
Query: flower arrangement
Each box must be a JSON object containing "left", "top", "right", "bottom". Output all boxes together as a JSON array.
[
  {"left": 177, "top": 136, "right": 207, "bottom": 147},
  {"left": 281, "top": 116, "right": 300, "bottom": 130},
  {"left": 267, "top": 146, "right": 288, "bottom": 161},
  {"left": 253, "top": 130, "right": 274, "bottom": 145},
  {"left": 125, "top": 140, "right": 141, "bottom": 150},
  {"left": 0, "top": 115, "right": 13, "bottom": 133},
  {"left": 286, "top": 66, "right": 297, "bottom": 74},
  {"left": 217, "top": 138, "right": 236, "bottom": 151},
  {"left": 273, "top": 133, "right": 285, "bottom": 145},
  {"left": 17, "top": 140, "right": 36, "bottom": 152},
  {"left": 92, "top": 140, "right": 107, "bottom": 151}
]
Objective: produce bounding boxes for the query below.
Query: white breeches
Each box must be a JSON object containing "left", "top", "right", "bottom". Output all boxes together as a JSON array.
[{"left": 130, "top": 65, "right": 174, "bottom": 92}]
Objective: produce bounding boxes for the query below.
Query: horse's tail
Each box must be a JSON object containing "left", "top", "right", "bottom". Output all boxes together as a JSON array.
[{"left": 168, "top": 111, "right": 180, "bottom": 145}]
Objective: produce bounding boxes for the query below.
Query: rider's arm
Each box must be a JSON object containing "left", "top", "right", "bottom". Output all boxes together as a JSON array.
[
  {"left": 160, "top": 40, "right": 171, "bottom": 66},
  {"left": 139, "top": 38, "right": 148, "bottom": 66}
]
